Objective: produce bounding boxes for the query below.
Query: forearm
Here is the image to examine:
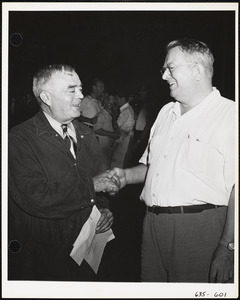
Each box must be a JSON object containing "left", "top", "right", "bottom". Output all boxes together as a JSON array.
[
  {"left": 220, "top": 185, "right": 235, "bottom": 243},
  {"left": 105, "top": 163, "right": 147, "bottom": 193},
  {"left": 125, "top": 163, "right": 147, "bottom": 185},
  {"left": 209, "top": 185, "right": 235, "bottom": 283},
  {"left": 8, "top": 137, "right": 97, "bottom": 219},
  {"left": 9, "top": 173, "right": 96, "bottom": 219},
  {"left": 94, "top": 128, "right": 116, "bottom": 138}
]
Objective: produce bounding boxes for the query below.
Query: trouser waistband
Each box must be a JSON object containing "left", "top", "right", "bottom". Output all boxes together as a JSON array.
[{"left": 147, "top": 204, "right": 224, "bottom": 214}]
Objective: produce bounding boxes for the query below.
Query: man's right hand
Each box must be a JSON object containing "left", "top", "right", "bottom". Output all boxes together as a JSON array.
[
  {"left": 106, "top": 164, "right": 147, "bottom": 196},
  {"left": 93, "top": 170, "right": 120, "bottom": 194},
  {"left": 107, "top": 168, "right": 127, "bottom": 195}
]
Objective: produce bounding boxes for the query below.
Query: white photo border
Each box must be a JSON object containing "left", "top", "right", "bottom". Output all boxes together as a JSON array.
[{"left": 2, "top": 2, "right": 239, "bottom": 298}]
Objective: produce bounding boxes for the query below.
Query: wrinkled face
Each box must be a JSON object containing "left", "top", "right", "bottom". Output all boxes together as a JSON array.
[
  {"left": 43, "top": 70, "right": 84, "bottom": 123},
  {"left": 162, "top": 47, "right": 197, "bottom": 104},
  {"left": 93, "top": 81, "right": 105, "bottom": 97}
]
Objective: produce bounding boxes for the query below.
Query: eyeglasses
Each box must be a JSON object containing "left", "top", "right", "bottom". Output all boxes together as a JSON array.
[{"left": 160, "top": 62, "right": 196, "bottom": 76}]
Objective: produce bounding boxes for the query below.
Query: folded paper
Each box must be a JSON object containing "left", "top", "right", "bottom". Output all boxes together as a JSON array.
[{"left": 70, "top": 205, "right": 115, "bottom": 273}]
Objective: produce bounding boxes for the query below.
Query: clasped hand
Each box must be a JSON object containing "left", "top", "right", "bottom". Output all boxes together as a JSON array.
[{"left": 93, "top": 170, "right": 120, "bottom": 194}]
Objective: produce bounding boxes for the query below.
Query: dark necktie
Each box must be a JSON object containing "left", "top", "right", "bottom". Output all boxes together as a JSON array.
[{"left": 61, "top": 124, "right": 77, "bottom": 156}]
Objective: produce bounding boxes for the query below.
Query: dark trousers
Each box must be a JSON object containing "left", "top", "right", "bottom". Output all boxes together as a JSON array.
[
  {"left": 8, "top": 207, "right": 97, "bottom": 281},
  {"left": 141, "top": 206, "right": 228, "bottom": 282}
]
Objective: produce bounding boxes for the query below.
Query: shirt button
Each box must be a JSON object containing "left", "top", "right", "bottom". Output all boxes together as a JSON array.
[
  {"left": 90, "top": 199, "right": 95, "bottom": 203},
  {"left": 152, "top": 194, "right": 155, "bottom": 197},
  {"left": 156, "top": 173, "right": 159, "bottom": 177},
  {"left": 164, "top": 154, "right": 167, "bottom": 158},
  {"left": 81, "top": 135, "right": 84, "bottom": 138},
  {"left": 55, "top": 134, "right": 58, "bottom": 137}
]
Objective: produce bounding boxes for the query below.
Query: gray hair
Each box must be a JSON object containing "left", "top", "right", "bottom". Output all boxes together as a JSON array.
[
  {"left": 32, "top": 64, "right": 75, "bottom": 103},
  {"left": 166, "top": 38, "right": 214, "bottom": 78}
]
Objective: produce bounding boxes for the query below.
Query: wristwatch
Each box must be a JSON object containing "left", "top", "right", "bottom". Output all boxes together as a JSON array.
[{"left": 219, "top": 239, "right": 234, "bottom": 251}]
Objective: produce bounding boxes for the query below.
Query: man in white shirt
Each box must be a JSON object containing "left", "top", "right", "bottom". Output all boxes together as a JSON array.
[
  {"left": 78, "top": 78, "right": 104, "bottom": 127},
  {"left": 107, "top": 39, "right": 235, "bottom": 283}
]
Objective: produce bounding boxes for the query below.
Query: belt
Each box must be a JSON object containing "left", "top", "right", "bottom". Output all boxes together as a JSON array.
[{"left": 147, "top": 204, "right": 223, "bottom": 215}]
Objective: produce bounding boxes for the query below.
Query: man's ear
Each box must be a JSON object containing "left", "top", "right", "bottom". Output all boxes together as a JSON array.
[
  {"left": 194, "top": 63, "right": 205, "bottom": 81},
  {"left": 39, "top": 91, "right": 51, "bottom": 106}
]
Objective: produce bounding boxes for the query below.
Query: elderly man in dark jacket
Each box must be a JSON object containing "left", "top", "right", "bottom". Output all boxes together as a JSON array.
[{"left": 8, "top": 64, "right": 118, "bottom": 281}]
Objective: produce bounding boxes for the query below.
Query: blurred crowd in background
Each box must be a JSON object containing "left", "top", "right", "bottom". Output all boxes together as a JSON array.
[{"left": 9, "top": 77, "right": 164, "bottom": 172}]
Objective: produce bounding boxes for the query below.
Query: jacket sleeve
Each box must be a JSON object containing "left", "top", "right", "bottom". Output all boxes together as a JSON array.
[
  {"left": 8, "top": 132, "right": 103, "bottom": 220},
  {"left": 96, "top": 193, "right": 110, "bottom": 210}
]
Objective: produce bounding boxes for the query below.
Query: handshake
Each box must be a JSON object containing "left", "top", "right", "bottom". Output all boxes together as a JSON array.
[{"left": 93, "top": 168, "right": 126, "bottom": 195}]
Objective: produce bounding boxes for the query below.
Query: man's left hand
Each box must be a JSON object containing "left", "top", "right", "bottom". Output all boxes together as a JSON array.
[
  {"left": 209, "top": 244, "right": 234, "bottom": 283},
  {"left": 96, "top": 208, "right": 113, "bottom": 234}
]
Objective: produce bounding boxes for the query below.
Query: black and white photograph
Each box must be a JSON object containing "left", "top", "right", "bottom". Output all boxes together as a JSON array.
[{"left": 2, "top": 2, "right": 238, "bottom": 298}]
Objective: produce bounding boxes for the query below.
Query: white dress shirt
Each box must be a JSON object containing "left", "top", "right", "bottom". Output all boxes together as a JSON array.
[{"left": 139, "top": 88, "right": 235, "bottom": 207}]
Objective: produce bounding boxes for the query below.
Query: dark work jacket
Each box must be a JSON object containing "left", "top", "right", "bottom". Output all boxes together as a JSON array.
[{"left": 8, "top": 111, "right": 109, "bottom": 280}]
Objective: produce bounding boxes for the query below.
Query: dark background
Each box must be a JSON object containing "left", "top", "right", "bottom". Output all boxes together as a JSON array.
[
  {"left": 8, "top": 9, "right": 236, "bottom": 282},
  {"left": 9, "top": 10, "right": 235, "bottom": 103}
]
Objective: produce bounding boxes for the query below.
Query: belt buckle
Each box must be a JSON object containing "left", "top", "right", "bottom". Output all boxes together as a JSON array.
[{"left": 152, "top": 205, "right": 159, "bottom": 215}]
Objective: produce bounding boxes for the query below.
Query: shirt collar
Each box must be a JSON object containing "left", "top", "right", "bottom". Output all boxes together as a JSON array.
[
  {"left": 172, "top": 102, "right": 181, "bottom": 118},
  {"left": 172, "top": 87, "right": 219, "bottom": 118},
  {"left": 43, "top": 111, "right": 76, "bottom": 140}
]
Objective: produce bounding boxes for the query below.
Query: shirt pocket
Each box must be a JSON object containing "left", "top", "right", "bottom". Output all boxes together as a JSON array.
[{"left": 180, "top": 136, "right": 224, "bottom": 178}]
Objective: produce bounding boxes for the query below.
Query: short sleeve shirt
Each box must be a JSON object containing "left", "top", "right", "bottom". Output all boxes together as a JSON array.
[
  {"left": 117, "top": 103, "right": 135, "bottom": 132},
  {"left": 93, "top": 109, "right": 114, "bottom": 132},
  {"left": 139, "top": 88, "right": 235, "bottom": 207}
]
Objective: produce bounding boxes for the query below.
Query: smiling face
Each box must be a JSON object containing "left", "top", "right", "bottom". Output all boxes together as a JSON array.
[
  {"left": 162, "top": 47, "right": 198, "bottom": 105},
  {"left": 41, "top": 70, "right": 84, "bottom": 123}
]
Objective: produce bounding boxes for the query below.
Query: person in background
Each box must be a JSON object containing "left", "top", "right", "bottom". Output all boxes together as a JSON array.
[
  {"left": 93, "top": 94, "right": 120, "bottom": 171},
  {"left": 110, "top": 93, "right": 135, "bottom": 168},
  {"left": 8, "top": 64, "right": 118, "bottom": 281},
  {"left": 78, "top": 78, "right": 104, "bottom": 128},
  {"left": 107, "top": 39, "right": 235, "bottom": 283},
  {"left": 128, "top": 93, "right": 143, "bottom": 119},
  {"left": 110, "top": 94, "right": 120, "bottom": 130},
  {"left": 98, "top": 91, "right": 109, "bottom": 107},
  {"left": 132, "top": 83, "right": 159, "bottom": 165}
]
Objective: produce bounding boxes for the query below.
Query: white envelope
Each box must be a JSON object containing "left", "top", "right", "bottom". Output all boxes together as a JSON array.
[{"left": 70, "top": 205, "right": 115, "bottom": 273}]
